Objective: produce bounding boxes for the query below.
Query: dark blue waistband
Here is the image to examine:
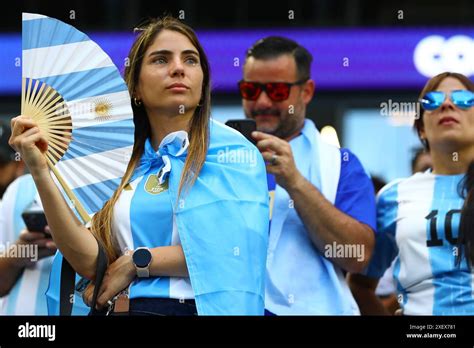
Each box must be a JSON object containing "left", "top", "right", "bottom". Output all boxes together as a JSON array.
[{"left": 129, "top": 297, "right": 197, "bottom": 316}]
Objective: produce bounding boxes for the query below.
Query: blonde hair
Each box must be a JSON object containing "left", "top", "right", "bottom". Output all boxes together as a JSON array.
[{"left": 89, "top": 16, "right": 211, "bottom": 264}]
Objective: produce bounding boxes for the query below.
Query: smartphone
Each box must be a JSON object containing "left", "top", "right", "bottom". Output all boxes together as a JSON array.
[
  {"left": 21, "top": 211, "right": 49, "bottom": 236},
  {"left": 225, "top": 119, "right": 257, "bottom": 145}
]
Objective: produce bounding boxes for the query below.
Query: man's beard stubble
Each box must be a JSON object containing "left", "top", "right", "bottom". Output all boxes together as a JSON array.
[{"left": 251, "top": 107, "right": 304, "bottom": 140}]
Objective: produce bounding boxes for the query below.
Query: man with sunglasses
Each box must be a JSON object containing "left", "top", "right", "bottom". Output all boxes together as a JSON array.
[{"left": 239, "top": 37, "right": 376, "bottom": 315}]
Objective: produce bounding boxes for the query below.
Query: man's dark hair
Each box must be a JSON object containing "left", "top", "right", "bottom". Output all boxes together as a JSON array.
[
  {"left": 245, "top": 36, "right": 313, "bottom": 81},
  {"left": 0, "top": 120, "right": 15, "bottom": 165}
]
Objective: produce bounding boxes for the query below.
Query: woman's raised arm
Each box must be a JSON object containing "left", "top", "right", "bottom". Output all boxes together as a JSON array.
[{"left": 9, "top": 115, "right": 98, "bottom": 279}]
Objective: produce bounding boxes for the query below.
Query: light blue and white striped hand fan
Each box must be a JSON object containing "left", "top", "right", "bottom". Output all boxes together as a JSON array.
[{"left": 21, "top": 13, "right": 135, "bottom": 224}]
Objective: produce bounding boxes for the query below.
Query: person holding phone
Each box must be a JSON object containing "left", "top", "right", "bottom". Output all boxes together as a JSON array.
[
  {"left": 9, "top": 16, "right": 269, "bottom": 315},
  {"left": 0, "top": 175, "right": 57, "bottom": 315},
  {"left": 0, "top": 123, "right": 63, "bottom": 315},
  {"left": 239, "top": 36, "right": 376, "bottom": 315},
  {"left": 348, "top": 72, "right": 474, "bottom": 315}
]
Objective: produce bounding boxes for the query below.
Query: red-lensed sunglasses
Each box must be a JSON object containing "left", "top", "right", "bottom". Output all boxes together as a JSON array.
[{"left": 238, "top": 79, "right": 308, "bottom": 102}]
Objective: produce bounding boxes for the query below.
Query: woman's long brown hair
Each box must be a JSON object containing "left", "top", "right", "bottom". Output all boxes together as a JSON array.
[{"left": 89, "top": 15, "right": 211, "bottom": 265}]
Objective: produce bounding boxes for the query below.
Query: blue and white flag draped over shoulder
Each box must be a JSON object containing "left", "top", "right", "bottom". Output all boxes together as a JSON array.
[
  {"left": 46, "top": 119, "right": 269, "bottom": 315},
  {"left": 113, "top": 119, "right": 269, "bottom": 315},
  {"left": 22, "top": 13, "right": 134, "bottom": 222},
  {"left": 165, "top": 120, "right": 269, "bottom": 314}
]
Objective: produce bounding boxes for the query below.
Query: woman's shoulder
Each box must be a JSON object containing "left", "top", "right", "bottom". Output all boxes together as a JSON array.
[
  {"left": 208, "top": 118, "right": 255, "bottom": 149},
  {"left": 206, "top": 119, "right": 265, "bottom": 174},
  {"left": 377, "top": 171, "right": 431, "bottom": 203}
]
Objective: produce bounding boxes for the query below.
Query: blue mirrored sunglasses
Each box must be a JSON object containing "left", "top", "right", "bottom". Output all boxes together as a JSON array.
[{"left": 419, "top": 90, "right": 474, "bottom": 111}]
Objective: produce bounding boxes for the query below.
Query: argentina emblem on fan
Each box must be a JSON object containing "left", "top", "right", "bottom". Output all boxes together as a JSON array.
[{"left": 21, "top": 13, "right": 135, "bottom": 223}]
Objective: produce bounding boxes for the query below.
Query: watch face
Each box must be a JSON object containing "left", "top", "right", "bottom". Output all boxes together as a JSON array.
[{"left": 133, "top": 248, "right": 152, "bottom": 268}]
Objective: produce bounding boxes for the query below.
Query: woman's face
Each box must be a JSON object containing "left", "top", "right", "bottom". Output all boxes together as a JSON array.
[
  {"left": 420, "top": 77, "right": 474, "bottom": 151},
  {"left": 136, "top": 29, "right": 204, "bottom": 115}
]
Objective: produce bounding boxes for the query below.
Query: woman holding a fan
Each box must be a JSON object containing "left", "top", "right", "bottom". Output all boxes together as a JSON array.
[{"left": 10, "top": 16, "right": 269, "bottom": 315}]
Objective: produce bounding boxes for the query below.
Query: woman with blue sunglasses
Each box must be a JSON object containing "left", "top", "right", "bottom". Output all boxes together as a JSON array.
[{"left": 348, "top": 72, "right": 474, "bottom": 315}]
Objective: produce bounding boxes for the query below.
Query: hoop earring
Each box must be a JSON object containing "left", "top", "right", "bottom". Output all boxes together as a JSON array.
[{"left": 133, "top": 97, "right": 142, "bottom": 107}]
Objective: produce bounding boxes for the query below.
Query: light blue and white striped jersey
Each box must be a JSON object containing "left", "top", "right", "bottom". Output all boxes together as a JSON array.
[
  {"left": 0, "top": 175, "right": 52, "bottom": 315},
  {"left": 112, "top": 133, "right": 193, "bottom": 300},
  {"left": 365, "top": 170, "right": 474, "bottom": 315}
]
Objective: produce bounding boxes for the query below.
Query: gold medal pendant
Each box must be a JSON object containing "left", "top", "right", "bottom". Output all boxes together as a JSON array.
[{"left": 144, "top": 174, "right": 169, "bottom": 195}]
